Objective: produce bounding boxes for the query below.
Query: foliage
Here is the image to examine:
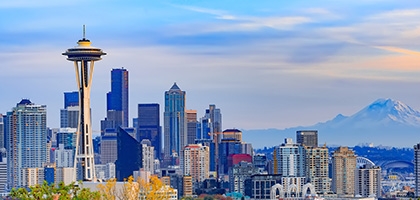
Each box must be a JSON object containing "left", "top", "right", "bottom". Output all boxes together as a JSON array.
[
  {"left": 96, "top": 175, "right": 174, "bottom": 200},
  {"left": 97, "top": 178, "right": 117, "bottom": 200},
  {"left": 9, "top": 181, "right": 101, "bottom": 200}
]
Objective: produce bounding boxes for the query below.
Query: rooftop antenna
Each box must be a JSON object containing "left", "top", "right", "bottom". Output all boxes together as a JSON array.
[{"left": 83, "top": 25, "right": 86, "bottom": 39}]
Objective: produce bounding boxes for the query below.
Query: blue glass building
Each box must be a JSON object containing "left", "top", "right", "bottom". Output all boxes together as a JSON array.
[
  {"left": 163, "top": 83, "right": 187, "bottom": 166},
  {"left": 64, "top": 91, "right": 79, "bottom": 108},
  {"left": 105, "top": 68, "right": 129, "bottom": 128}
]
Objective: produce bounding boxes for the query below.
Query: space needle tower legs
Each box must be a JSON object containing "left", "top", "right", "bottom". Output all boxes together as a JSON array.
[{"left": 62, "top": 26, "right": 106, "bottom": 182}]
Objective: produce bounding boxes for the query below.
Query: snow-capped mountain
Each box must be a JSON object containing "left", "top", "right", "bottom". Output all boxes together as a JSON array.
[{"left": 243, "top": 98, "right": 420, "bottom": 148}]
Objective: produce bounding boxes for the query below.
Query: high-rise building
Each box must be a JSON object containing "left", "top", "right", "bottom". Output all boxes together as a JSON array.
[
  {"left": 415, "top": 143, "right": 420, "bottom": 197},
  {"left": 186, "top": 110, "right": 197, "bottom": 145},
  {"left": 332, "top": 146, "right": 356, "bottom": 196},
  {"left": 296, "top": 130, "right": 318, "bottom": 147},
  {"left": 64, "top": 91, "right": 79, "bottom": 109},
  {"left": 355, "top": 164, "right": 381, "bottom": 197},
  {"left": 105, "top": 68, "right": 129, "bottom": 128},
  {"left": 137, "top": 103, "right": 161, "bottom": 159},
  {"left": 141, "top": 139, "right": 155, "bottom": 174},
  {"left": 183, "top": 144, "right": 209, "bottom": 182},
  {"left": 218, "top": 138, "right": 243, "bottom": 176},
  {"left": 6, "top": 99, "right": 47, "bottom": 188},
  {"left": 164, "top": 83, "right": 187, "bottom": 167},
  {"left": 273, "top": 138, "right": 305, "bottom": 177},
  {"left": 0, "top": 150, "right": 7, "bottom": 193},
  {"left": 63, "top": 31, "right": 106, "bottom": 182},
  {"left": 56, "top": 128, "right": 77, "bottom": 150},
  {"left": 0, "top": 114, "right": 4, "bottom": 149},
  {"left": 115, "top": 127, "right": 142, "bottom": 181},
  {"left": 100, "top": 129, "right": 117, "bottom": 164},
  {"left": 195, "top": 139, "right": 216, "bottom": 172},
  {"left": 55, "top": 144, "right": 75, "bottom": 168},
  {"left": 60, "top": 105, "right": 79, "bottom": 129},
  {"left": 304, "top": 145, "right": 330, "bottom": 194},
  {"left": 197, "top": 105, "right": 222, "bottom": 140},
  {"left": 60, "top": 92, "right": 79, "bottom": 129}
]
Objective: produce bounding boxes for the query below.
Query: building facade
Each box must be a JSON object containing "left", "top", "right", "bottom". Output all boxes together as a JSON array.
[
  {"left": 355, "top": 165, "right": 381, "bottom": 197},
  {"left": 5, "top": 99, "right": 47, "bottom": 189},
  {"left": 296, "top": 130, "right": 318, "bottom": 147},
  {"left": 137, "top": 103, "right": 161, "bottom": 159},
  {"left": 183, "top": 144, "right": 209, "bottom": 182},
  {"left": 304, "top": 145, "right": 330, "bottom": 194},
  {"left": 332, "top": 146, "right": 357, "bottom": 196},
  {"left": 164, "top": 83, "right": 187, "bottom": 167},
  {"left": 186, "top": 110, "right": 197, "bottom": 146},
  {"left": 415, "top": 143, "right": 420, "bottom": 197},
  {"left": 273, "top": 138, "right": 304, "bottom": 177},
  {"left": 100, "top": 129, "right": 118, "bottom": 164}
]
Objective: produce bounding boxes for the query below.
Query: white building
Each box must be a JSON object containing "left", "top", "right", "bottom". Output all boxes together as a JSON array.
[
  {"left": 55, "top": 144, "right": 74, "bottom": 168},
  {"left": 141, "top": 139, "right": 155, "bottom": 174},
  {"left": 95, "top": 163, "right": 116, "bottom": 180}
]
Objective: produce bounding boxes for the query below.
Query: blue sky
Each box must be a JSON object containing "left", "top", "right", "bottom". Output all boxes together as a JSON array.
[{"left": 1, "top": 0, "right": 420, "bottom": 134}]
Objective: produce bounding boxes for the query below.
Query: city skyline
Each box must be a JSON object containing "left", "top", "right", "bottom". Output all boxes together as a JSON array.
[{"left": 1, "top": 1, "right": 420, "bottom": 136}]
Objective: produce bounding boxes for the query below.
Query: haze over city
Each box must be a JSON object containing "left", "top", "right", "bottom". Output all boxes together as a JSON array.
[{"left": 1, "top": 0, "right": 420, "bottom": 140}]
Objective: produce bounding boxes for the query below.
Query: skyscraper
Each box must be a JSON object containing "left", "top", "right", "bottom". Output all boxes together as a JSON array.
[
  {"left": 186, "top": 110, "right": 197, "bottom": 145},
  {"left": 164, "top": 83, "right": 187, "bottom": 167},
  {"left": 63, "top": 30, "right": 106, "bottom": 181},
  {"left": 304, "top": 145, "right": 330, "bottom": 193},
  {"left": 6, "top": 99, "right": 47, "bottom": 188},
  {"left": 414, "top": 143, "right": 420, "bottom": 196},
  {"left": 296, "top": 130, "right": 318, "bottom": 147},
  {"left": 332, "top": 146, "right": 356, "bottom": 196},
  {"left": 197, "top": 105, "right": 222, "bottom": 140},
  {"left": 115, "top": 127, "right": 142, "bottom": 181},
  {"left": 106, "top": 68, "right": 129, "bottom": 128},
  {"left": 137, "top": 103, "right": 161, "bottom": 159},
  {"left": 273, "top": 138, "right": 304, "bottom": 177}
]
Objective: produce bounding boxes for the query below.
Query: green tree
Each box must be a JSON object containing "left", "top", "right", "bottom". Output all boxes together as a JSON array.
[{"left": 9, "top": 181, "right": 101, "bottom": 200}]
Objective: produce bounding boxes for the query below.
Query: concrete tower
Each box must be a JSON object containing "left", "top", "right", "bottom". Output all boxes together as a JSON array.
[{"left": 62, "top": 27, "right": 106, "bottom": 181}]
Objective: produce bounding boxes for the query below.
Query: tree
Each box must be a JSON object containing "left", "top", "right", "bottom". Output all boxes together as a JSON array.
[{"left": 9, "top": 181, "right": 101, "bottom": 200}]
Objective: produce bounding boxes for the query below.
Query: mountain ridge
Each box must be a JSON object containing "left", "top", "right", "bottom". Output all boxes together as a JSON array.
[{"left": 242, "top": 98, "right": 420, "bottom": 148}]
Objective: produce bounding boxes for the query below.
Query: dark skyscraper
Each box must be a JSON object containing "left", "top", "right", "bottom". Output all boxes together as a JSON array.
[
  {"left": 296, "top": 130, "right": 318, "bottom": 147},
  {"left": 137, "top": 103, "right": 161, "bottom": 159},
  {"left": 115, "top": 127, "right": 142, "bottom": 181},
  {"left": 186, "top": 110, "right": 197, "bottom": 145},
  {"left": 101, "top": 68, "right": 129, "bottom": 132}
]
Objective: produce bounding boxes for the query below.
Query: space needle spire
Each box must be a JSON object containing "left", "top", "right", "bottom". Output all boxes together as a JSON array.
[{"left": 62, "top": 26, "right": 106, "bottom": 182}]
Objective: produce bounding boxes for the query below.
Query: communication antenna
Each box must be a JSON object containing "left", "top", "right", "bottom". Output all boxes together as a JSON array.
[{"left": 83, "top": 25, "right": 86, "bottom": 39}]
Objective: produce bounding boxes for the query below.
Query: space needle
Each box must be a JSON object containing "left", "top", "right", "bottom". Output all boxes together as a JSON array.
[{"left": 62, "top": 26, "right": 106, "bottom": 182}]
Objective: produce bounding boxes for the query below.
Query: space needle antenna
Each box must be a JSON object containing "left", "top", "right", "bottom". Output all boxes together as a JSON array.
[{"left": 83, "top": 25, "right": 86, "bottom": 39}]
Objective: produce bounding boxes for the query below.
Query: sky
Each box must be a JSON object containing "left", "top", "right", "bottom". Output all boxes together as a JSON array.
[{"left": 1, "top": 0, "right": 420, "bottom": 136}]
